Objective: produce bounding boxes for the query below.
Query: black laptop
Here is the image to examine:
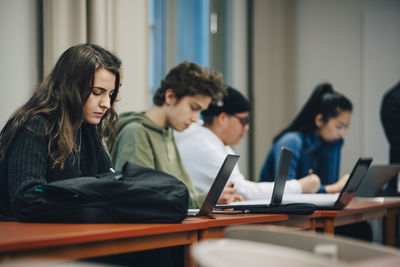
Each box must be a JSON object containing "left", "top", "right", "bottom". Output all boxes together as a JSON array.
[
  {"left": 215, "top": 147, "right": 315, "bottom": 214},
  {"left": 355, "top": 164, "right": 400, "bottom": 197},
  {"left": 282, "top": 157, "right": 373, "bottom": 210},
  {"left": 187, "top": 154, "right": 240, "bottom": 217}
]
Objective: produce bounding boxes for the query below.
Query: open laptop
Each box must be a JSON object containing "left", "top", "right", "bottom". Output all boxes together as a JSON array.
[
  {"left": 282, "top": 157, "right": 373, "bottom": 210},
  {"left": 187, "top": 154, "right": 240, "bottom": 217},
  {"left": 355, "top": 164, "right": 400, "bottom": 197},
  {"left": 214, "top": 147, "right": 294, "bottom": 211}
]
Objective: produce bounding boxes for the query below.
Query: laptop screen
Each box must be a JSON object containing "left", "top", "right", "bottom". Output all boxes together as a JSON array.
[
  {"left": 334, "top": 157, "right": 372, "bottom": 209},
  {"left": 270, "top": 147, "right": 292, "bottom": 205},
  {"left": 356, "top": 165, "right": 400, "bottom": 197},
  {"left": 197, "top": 154, "right": 240, "bottom": 216}
]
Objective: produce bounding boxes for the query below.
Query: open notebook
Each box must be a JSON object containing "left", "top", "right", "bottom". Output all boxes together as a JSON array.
[
  {"left": 215, "top": 147, "right": 315, "bottom": 214},
  {"left": 355, "top": 164, "right": 400, "bottom": 197},
  {"left": 282, "top": 157, "right": 373, "bottom": 210},
  {"left": 187, "top": 154, "right": 240, "bottom": 217}
]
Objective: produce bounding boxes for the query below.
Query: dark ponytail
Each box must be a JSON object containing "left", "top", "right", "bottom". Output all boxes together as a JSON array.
[{"left": 273, "top": 83, "right": 352, "bottom": 143}]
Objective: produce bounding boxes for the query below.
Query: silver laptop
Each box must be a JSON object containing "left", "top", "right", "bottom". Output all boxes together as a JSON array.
[
  {"left": 215, "top": 147, "right": 292, "bottom": 210},
  {"left": 187, "top": 154, "right": 240, "bottom": 217},
  {"left": 282, "top": 157, "right": 373, "bottom": 210},
  {"left": 355, "top": 164, "right": 400, "bottom": 197}
]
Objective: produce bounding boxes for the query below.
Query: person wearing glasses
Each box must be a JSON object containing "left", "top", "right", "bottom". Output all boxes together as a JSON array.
[
  {"left": 0, "top": 44, "right": 122, "bottom": 220},
  {"left": 175, "top": 87, "right": 320, "bottom": 200}
]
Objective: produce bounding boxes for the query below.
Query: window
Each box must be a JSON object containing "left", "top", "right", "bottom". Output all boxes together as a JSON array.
[
  {"left": 148, "top": 0, "right": 210, "bottom": 99},
  {"left": 149, "top": 0, "right": 166, "bottom": 97}
]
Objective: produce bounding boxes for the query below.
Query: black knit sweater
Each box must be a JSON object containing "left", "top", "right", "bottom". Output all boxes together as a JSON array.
[{"left": 0, "top": 115, "right": 112, "bottom": 219}]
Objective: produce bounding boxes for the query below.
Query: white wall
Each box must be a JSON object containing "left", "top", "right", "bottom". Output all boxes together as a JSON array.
[
  {"left": 0, "top": 0, "right": 40, "bottom": 128},
  {"left": 295, "top": 0, "right": 400, "bottom": 174},
  {"left": 362, "top": 0, "right": 400, "bottom": 164}
]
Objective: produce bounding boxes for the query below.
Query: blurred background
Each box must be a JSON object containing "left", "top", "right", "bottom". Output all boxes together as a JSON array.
[{"left": 1, "top": 0, "right": 399, "bottom": 182}]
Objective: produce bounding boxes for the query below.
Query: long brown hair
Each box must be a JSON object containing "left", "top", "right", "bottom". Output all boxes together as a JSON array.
[{"left": 0, "top": 44, "right": 121, "bottom": 169}]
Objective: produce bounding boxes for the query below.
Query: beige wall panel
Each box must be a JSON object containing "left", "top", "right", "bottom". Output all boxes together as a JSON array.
[
  {"left": 252, "top": 0, "right": 296, "bottom": 179},
  {"left": 43, "top": 0, "right": 87, "bottom": 76},
  {"left": 113, "top": 0, "right": 149, "bottom": 113}
]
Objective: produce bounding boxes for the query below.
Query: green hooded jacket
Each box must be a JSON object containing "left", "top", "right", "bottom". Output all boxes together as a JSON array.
[{"left": 110, "top": 111, "right": 206, "bottom": 209}]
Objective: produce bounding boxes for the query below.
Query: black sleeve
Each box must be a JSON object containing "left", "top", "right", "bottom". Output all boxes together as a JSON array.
[{"left": 7, "top": 116, "right": 49, "bottom": 214}]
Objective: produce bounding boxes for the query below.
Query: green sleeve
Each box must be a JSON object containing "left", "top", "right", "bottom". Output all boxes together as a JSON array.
[{"left": 111, "top": 123, "right": 155, "bottom": 171}]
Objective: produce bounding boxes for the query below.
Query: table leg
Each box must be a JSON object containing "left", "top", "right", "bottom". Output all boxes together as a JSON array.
[
  {"left": 309, "top": 218, "right": 317, "bottom": 232},
  {"left": 383, "top": 208, "right": 396, "bottom": 247},
  {"left": 323, "top": 219, "right": 335, "bottom": 235}
]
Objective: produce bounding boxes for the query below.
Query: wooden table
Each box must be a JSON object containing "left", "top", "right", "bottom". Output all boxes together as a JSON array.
[
  {"left": 198, "top": 199, "right": 400, "bottom": 247},
  {"left": 310, "top": 199, "right": 400, "bottom": 246},
  {"left": 0, "top": 220, "right": 207, "bottom": 265},
  {"left": 0, "top": 214, "right": 289, "bottom": 266},
  {"left": 1, "top": 199, "right": 399, "bottom": 266}
]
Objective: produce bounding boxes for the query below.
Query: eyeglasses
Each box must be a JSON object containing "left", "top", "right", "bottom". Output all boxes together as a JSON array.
[{"left": 232, "top": 115, "right": 250, "bottom": 127}]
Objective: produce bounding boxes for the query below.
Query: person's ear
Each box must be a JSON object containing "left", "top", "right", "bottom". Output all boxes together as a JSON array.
[
  {"left": 217, "top": 112, "right": 229, "bottom": 125},
  {"left": 315, "top": 114, "right": 324, "bottom": 128},
  {"left": 164, "top": 88, "right": 176, "bottom": 106}
]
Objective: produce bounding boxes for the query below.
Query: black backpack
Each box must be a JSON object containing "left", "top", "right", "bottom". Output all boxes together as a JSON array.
[{"left": 14, "top": 162, "right": 189, "bottom": 223}]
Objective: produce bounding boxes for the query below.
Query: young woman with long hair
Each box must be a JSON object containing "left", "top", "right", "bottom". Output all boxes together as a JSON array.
[
  {"left": 259, "top": 83, "right": 352, "bottom": 194},
  {"left": 259, "top": 83, "right": 374, "bottom": 241},
  {"left": 0, "top": 43, "right": 121, "bottom": 219}
]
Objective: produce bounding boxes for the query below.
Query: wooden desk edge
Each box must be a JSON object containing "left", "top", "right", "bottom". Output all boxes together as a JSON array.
[{"left": 0, "top": 229, "right": 198, "bottom": 264}]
